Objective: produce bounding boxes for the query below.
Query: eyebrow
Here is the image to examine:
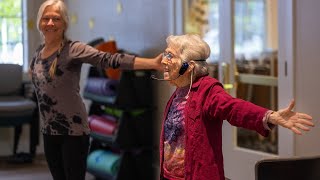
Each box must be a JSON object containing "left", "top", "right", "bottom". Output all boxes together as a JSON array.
[
  {"left": 42, "top": 15, "right": 61, "bottom": 18},
  {"left": 165, "top": 51, "right": 176, "bottom": 56}
]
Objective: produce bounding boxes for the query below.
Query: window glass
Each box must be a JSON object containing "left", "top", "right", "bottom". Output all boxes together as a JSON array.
[
  {"left": 234, "top": 0, "right": 278, "bottom": 155},
  {"left": 187, "top": 0, "right": 266, "bottom": 62},
  {"left": 234, "top": 0, "right": 266, "bottom": 60},
  {"left": 186, "top": 0, "right": 278, "bottom": 154},
  {"left": 0, "top": 0, "right": 23, "bottom": 65}
]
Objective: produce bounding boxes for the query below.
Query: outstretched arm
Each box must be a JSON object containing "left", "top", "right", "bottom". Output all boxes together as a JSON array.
[
  {"left": 133, "top": 54, "right": 163, "bottom": 71},
  {"left": 267, "top": 100, "right": 314, "bottom": 135}
]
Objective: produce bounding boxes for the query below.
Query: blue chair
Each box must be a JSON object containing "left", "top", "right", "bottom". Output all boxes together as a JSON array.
[{"left": 0, "top": 64, "right": 38, "bottom": 162}]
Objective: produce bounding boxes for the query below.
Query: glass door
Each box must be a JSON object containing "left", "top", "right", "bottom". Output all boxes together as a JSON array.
[{"left": 184, "top": 0, "right": 283, "bottom": 179}]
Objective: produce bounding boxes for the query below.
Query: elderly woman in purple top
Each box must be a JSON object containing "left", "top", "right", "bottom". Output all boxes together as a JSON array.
[
  {"left": 29, "top": 0, "right": 161, "bottom": 180},
  {"left": 157, "top": 34, "right": 314, "bottom": 180}
]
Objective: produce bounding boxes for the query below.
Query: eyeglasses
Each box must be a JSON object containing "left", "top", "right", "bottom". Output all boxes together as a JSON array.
[{"left": 162, "top": 51, "right": 174, "bottom": 61}]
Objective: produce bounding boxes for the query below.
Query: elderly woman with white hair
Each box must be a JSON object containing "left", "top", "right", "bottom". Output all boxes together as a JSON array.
[{"left": 157, "top": 34, "right": 314, "bottom": 180}]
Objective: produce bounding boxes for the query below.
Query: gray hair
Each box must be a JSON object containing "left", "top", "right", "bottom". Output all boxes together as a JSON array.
[
  {"left": 36, "top": 0, "right": 69, "bottom": 40},
  {"left": 166, "top": 34, "right": 210, "bottom": 77}
]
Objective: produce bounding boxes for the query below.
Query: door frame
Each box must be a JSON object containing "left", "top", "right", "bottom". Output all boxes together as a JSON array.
[
  {"left": 277, "top": 0, "right": 295, "bottom": 157},
  {"left": 219, "top": 0, "right": 296, "bottom": 179}
]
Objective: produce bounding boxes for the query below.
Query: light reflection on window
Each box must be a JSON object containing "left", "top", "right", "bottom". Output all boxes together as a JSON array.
[{"left": 0, "top": 0, "right": 23, "bottom": 65}]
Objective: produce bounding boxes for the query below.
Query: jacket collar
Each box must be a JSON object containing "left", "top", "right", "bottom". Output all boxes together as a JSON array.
[{"left": 191, "top": 75, "right": 208, "bottom": 89}]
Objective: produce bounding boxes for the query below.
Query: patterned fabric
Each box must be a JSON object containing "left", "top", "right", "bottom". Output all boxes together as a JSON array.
[
  {"left": 163, "top": 86, "right": 189, "bottom": 180},
  {"left": 30, "top": 40, "right": 135, "bottom": 135}
]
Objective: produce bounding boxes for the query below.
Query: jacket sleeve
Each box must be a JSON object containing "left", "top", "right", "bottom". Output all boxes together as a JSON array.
[{"left": 206, "top": 84, "right": 270, "bottom": 137}]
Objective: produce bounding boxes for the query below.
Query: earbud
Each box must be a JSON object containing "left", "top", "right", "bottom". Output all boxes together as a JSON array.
[{"left": 179, "top": 62, "right": 189, "bottom": 75}]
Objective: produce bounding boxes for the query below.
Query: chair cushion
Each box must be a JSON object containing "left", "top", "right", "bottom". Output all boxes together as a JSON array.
[
  {"left": 0, "top": 96, "right": 36, "bottom": 117},
  {"left": 0, "top": 64, "right": 22, "bottom": 95}
]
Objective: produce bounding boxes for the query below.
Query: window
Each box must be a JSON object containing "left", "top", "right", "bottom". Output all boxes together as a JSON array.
[
  {"left": 186, "top": 0, "right": 267, "bottom": 62},
  {"left": 234, "top": 0, "right": 266, "bottom": 60},
  {"left": 186, "top": 0, "right": 278, "bottom": 154},
  {"left": 0, "top": 0, "right": 23, "bottom": 65}
]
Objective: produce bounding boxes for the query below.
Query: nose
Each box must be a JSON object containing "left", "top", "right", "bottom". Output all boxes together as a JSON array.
[
  {"left": 161, "top": 57, "right": 168, "bottom": 65},
  {"left": 47, "top": 18, "right": 54, "bottom": 25}
]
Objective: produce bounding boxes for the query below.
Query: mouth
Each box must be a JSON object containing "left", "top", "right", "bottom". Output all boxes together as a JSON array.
[
  {"left": 163, "top": 72, "right": 170, "bottom": 79},
  {"left": 163, "top": 66, "right": 169, "bottom": 72},
  {"left": 44, "top": 29, "right": 58, "bottom": 32}
]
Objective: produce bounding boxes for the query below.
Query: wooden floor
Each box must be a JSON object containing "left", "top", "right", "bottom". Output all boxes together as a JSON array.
[
  {"left": 0, "top": 154, "right": 95, "bottom": 180},
  {"left": 0, "top": 154, "right": 232, "bottom": 180}
]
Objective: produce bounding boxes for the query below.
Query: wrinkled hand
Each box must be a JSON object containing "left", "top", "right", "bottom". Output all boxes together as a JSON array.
[{"left": 269, "top": 100, "right": 314, "bottom": 135}]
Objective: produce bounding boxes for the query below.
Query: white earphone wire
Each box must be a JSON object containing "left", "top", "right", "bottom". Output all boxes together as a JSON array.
[{"left": 185, "top": 69, "right": 194, "bottom": 99}]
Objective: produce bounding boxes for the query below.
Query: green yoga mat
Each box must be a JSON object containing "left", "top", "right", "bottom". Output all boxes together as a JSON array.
[
  {"left": 87, "top": 150, "right": 121, "bottom": 176},
  {"left": 104, "top": 107, "right": 146, "bottom": 118}
]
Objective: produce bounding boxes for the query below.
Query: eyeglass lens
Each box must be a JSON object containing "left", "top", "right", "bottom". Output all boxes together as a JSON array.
[{"left": 163, "top": 52, "right": 173, "bottom": 61}]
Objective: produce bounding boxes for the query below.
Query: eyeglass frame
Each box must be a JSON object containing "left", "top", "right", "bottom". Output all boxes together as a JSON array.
[
  {"left": 163, "top": 51, "right": 206, "bottom": 63},
  {"left": 162, "top": 51, "right": 175, "bottom": 62}
]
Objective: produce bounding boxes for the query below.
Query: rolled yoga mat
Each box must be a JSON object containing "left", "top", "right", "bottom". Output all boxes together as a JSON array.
[
  {"left": 104, "top": 107, "right": 123, "bottom": 118},
  {"left": 85, "top": 77, "right": 119, "bottom": 96},
  {"left": 87, "top": 150, "right": 121, "bottom": 176},
  {"left": 88, "top": 115, "right": 117, "bottom": 135}
]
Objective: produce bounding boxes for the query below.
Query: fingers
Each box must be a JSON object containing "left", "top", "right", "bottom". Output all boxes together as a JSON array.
[
  {"left": 286, "top": 99, "right": 295, "bottom": 111},
  {"left": 291, "top": 126, "right": 302, "bottom": 135},
  {"left": 298, "top": 113, "right": 313, "bottom": 120},
  {"left": 290, "top": 119, "right": 314, "bottom": 135},
  {"left": 158, "top": 54, "right": 165, "bottom": 71},
  {"left": 294, "top": 123, "right": 311, "bottom": 131},
  {"left": 299, "top": 119, "right": 315, "bottom": 127},
  {"left": 297, "top": 113, "right": 314, "bottom": 127}
]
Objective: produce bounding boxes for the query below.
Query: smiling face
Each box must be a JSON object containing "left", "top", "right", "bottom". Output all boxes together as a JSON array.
[
  {"left": 161, "top": 47, "right": 185, "bottom": 86},
  {"left": 39, "top": 5, "right": 65, "bottom": 43}
]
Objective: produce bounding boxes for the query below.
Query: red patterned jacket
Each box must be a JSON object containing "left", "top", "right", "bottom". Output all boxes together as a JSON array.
[{"left": 159, "top": 76, "right": 269, "bottom": 180}]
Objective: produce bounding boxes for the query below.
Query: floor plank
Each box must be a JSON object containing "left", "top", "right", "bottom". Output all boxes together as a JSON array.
[{"left": 0, "top": 154, "right": 94, "bottom": 180}]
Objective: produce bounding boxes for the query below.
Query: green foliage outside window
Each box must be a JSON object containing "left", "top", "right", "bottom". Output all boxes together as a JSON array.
[
  {"left": 0, "top": 0, "right": 23, "bottom": 64},
  {"left": 0, "top": 0, "right": 21, "bottom": 16}
]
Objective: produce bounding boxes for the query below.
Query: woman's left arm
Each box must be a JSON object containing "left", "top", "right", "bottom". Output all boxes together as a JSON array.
[
  {"left": 267, "top": 100, "right": 315, "bottom": 135},
  {"left": 133, "top": 54, "right": 163, "bottom": 71},
  {"left": 71, "top": 41, "right": 163, "bottom": 71}
]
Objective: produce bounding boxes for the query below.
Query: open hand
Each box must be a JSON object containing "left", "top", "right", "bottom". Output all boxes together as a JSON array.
[
  {"left": 269, "top": 100, "right": 314, "bottom": 135},
  {"left": 153, "top": 53, "right": 163, "bottom": 71}
]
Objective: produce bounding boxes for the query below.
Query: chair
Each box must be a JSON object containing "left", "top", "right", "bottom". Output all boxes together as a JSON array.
[
  {"left": 95, "top": 40, "right": 121, "bottom": 80},
  {"left": 87, "top": 37, "right": 105, "bottom": 47},
  {"left": 0, "top": 64, "right": 38, "bottom": 162},
  {"left": 255, "top": 156, "right": 320, "bottom": 180}
]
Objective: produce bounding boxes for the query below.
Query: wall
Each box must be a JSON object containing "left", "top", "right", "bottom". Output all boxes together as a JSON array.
[
  {"left": 266, "top": 0, "right": 278, "bottom": 49},
  {"left": 294, "top": 0, "right": 320, "bottom": 156},
  {"left": 66, "top": 0, "right": 169, "bottom": 56}
]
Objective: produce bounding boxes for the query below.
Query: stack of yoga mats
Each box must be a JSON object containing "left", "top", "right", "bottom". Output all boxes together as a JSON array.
[
  {"left": 83, "top": 78, "right": 120, "bottom": 104},
  {"left": 84, "top": 69, "right": 155, "bottom": 180},
  {"left": 85, "top": 77, "right": 119, "bottom": 96},
  {"left": 88, "top": 115, "right": 117, "bottom": 136},
  {"left": 87, "top": 149, "right": 121, "bottom": 176}
]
